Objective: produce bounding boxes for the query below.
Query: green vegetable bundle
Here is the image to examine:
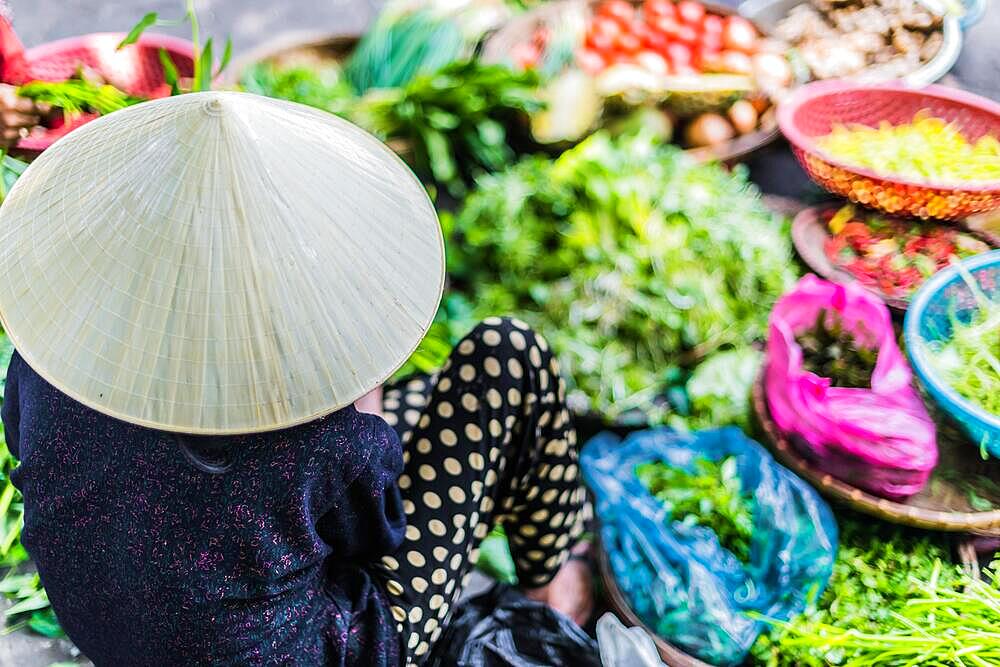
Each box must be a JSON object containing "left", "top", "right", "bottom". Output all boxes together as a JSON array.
[
  {"left": 636, "top": 456, "right": 754, "bottom": 562},
  {"left": 17, "top": 79, "right": 142, "bottom": 117},
  {"left": 753, "top": 516, "right": 1000, "bottom": 667},
  {"left": 240, "top": 63, "right": 354, "bottom": 116},
  {"left": 352, "top": 61, "right": 542, "bottom": 196},
  {"left": 448, "top": 131, "right": 796, "bottom": 426},
  {"left": 343, "top": 0, "right": 510, "bottom": 95}
]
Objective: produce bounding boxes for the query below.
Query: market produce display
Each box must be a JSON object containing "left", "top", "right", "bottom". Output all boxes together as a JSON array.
[
  {"left": 17, "top": 77, "right": 142, "bottom": 117},
  {"left": 5, "top": 0, "right": 998, "bottom": 659},
  {"left": 771, "top": 0, "right": 946, "bottom": 81},
  {"left": 351, "top": 61, "right": 542, "bottom": 196},
  {"left": 795, "top": 311, "right": 876, "bottom": 388},
  {"left": 582, "top": 427, "right": 837, "bottom": 666},
  {"left": 343, "top": 0, "right": 510, "bottom": 94},
  {"left": 925, "top": 279, "right": 1000, "bottom": 419},
  {"left": 447, "top": 131, "right": 796, "bottom": 426},
  {"left": 488, "top": 0, "right": 794, "bottom": 153},
  {"left": 907, "top": 252, "right": 1000, "bottom": 460},
  {"left": 753, "top": 515, "right": 1000, "bottom": 667},
  {"left": 765, "top": 276, "right": 938, "bottom": 499},
  {"left": 779, "top": 81, "right": 1000, "bottom": 221},
  {"left": 635, "top": 456, "right": 754, "bottom": 562},
  {"left": 821, "top": 204, "right": 991, "bottom": 299},
  {"left": 817, "top": 111, "right": 1000, "bottom": 185},
  {"left": 569, "top": 0, "right": 768, "bottom": 78}
]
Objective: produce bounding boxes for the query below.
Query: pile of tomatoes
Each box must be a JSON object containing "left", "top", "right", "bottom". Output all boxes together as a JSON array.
[{"left": 573, "top": 0, "right": 762, "bottom": 76}]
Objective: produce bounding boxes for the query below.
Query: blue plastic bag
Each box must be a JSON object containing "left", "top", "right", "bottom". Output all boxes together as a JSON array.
[{"left": 581, "top": 427, "right": 838, "bottom": 666}]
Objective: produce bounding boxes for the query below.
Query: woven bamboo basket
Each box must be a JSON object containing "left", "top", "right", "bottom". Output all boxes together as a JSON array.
[{"left": 752, "top": 371, "right": 1000, "bottom": 535}]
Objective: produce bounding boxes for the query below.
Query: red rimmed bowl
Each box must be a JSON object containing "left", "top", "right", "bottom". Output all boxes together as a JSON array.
[
  {"left": 778, "top": 80, "right": 1000, "bottom": 221},
  {"left": 9, "top": 32, "right": 195, "bottom": 155}
]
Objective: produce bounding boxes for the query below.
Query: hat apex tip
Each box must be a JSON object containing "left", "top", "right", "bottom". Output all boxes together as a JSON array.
[{"left": 201, "top": 93, "right": 226, "bottom": 117}]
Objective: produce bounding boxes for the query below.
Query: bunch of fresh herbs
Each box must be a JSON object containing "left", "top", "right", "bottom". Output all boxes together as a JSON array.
[
  {"left": 447, "top": 131, "right": 796, "bottom": 425},
  {"left": 240, "top": 63, "right": 354, "bottom": 115},
  {"left": 926, "top": 267, "right": 1000, "bottom": 419},
  {"left": 352, "top": 61, "right": 541, "bottom": 196},
  {"left": 636, "top": 456, "right": 754, "bottom": 563},
  {"left": 796, "top": 312, "right": 878, "bottom": 388},
  {"left": 342, "top": 0, "right": 510, "bottom": 95},
  {"left": 17, "top": 78, "right": 142, "bottom": 118},
  {"left": 752, "top": 516, "right": 998, "bottom": 667}
]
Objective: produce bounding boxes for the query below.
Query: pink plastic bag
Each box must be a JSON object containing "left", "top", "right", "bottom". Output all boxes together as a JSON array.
[{"left": 765, "top": 276, "right": 937, "bottom": 499}]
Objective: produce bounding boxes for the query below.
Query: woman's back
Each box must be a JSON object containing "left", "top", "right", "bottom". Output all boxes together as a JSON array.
[{"left": 4, "top": 352, "right": 405, "bottom": 665}]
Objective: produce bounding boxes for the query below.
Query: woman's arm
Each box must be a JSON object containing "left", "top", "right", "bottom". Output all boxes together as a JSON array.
[{"left": 315, "top": 411, "right": 405, "bottom": 562}]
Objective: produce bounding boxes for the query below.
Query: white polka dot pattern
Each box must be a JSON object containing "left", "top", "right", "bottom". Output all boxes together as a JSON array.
[{"left": 370, "top": 318, "right": 587, "bottom": 665}]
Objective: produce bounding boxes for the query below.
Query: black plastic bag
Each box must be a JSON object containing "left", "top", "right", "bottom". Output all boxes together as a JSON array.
[{"left": 425, "top": 584, "right": 601, "bottom": 667}]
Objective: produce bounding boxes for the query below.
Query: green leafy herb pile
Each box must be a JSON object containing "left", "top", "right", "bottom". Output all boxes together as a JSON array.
[
  {"left": 352, "top": 61, "right": 541, "bottom": 196},
  {"left": 796, "top": 312, "right": 878, "bottom": 388},
  {"left": 636, "top": 457, "right": 754, "bottom": 563},
  {"left": 447, "top": 131, "right": 796, "bottom": 426},
  {"left": 344, "top": 7, "right": 468, "bottom": 95},
  {"left": 926, "top": 268, "right": 1000, "bottom": 418},
  {"left": 753, "top": 516, "right": 1000, "bottom": 667},
  {"left": 240, "top": 63, "right": 355, "bottom": 116}
]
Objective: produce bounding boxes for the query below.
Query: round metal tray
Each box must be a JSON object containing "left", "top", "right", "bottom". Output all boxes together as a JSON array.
[{"left": 739, "top": 0, "right": 961, "bottom": 87}]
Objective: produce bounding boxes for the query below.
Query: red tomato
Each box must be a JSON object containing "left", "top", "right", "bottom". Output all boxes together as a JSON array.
[
  {"left": 675, "top": 23, "right": 699, "bottom": 45},
  {"left": 577, "top": 48, "right": 607, "bottom": 74},
  {"left": 722, "top": 15, "right": 757, "bottom": 53},
  {"left": 699, "top": 30, "right": 723, "bottom": 51},
  {"left": 615, "top": 32, "right": 643, "bottom": 54},
  {"left": 609, "top": 51, "right": 636, "bottom": 66},
  {"left": 636, "top": 50, "right": 670, "bottom": 75},
  {"left": 719, "top": 49, "right": 753, "bottom": 73},
  {"left": 677, "top": 1, "right": 706, "bottom": 25},
  {"left": 644, "top": 29, "right": 669, "bottom": 52},
  {"left": 586, "top": 30, "right": 616, "bottom": 55},
  {"left": 644, "top": 0, "right": 676, "bottom": 19},
  {"left": 650, "top": 16, "right": 681, "bottom": 38},
  {"left": 598, "top": 0, "right": 636, "bottom": 27},
  {"left": 591, "top": 15, "right": 623, "bottom": 39},
  {"left": 694, "top": 43, "right": 721, "bottom": 69},
  {"left": 666, "top": 42, "right": 693, "bottom": 67},
  {"left": 631, "top": 22, "right": 652, "bottom": 45},
  {"left": 701, "top": 14, "right": 723, "bottom": 35}
]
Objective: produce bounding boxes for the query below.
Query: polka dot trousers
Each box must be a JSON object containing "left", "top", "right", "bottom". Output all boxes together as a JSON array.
[{"left": 375, "top": 317, "right": 588, "bottom": 664}]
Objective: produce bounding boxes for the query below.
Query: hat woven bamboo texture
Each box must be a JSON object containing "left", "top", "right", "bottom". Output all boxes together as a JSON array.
[{"left": 0, "top": 91, "right": 445, "bottom": 434}]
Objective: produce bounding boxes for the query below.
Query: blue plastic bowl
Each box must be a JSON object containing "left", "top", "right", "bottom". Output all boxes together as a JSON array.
[{"left": 905, "top": 250, "right": 1000, "bottom": 458}]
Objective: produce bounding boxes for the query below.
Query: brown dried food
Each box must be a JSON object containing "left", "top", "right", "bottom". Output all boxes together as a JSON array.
[
  {"left": 777, "top": 0, "right": 945, "bottom": 81},
  {"left": 892, "top": 27, "right": 924, "bottom": 55},
  {"left": 920, "top": 31, "right": 943, "bottom": 61},
  {"left": 846, "top": 31, "right": 888, "bottom": 55}
]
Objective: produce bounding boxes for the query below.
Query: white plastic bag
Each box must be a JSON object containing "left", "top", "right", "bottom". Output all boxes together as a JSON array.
[{"left": 596, "top": 613, "right": 665, "bottom": 667}]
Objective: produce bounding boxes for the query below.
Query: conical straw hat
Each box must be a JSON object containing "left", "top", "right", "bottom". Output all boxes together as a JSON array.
[{"left": 0, "top": 91, "right": 445, "bottom": 434}]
